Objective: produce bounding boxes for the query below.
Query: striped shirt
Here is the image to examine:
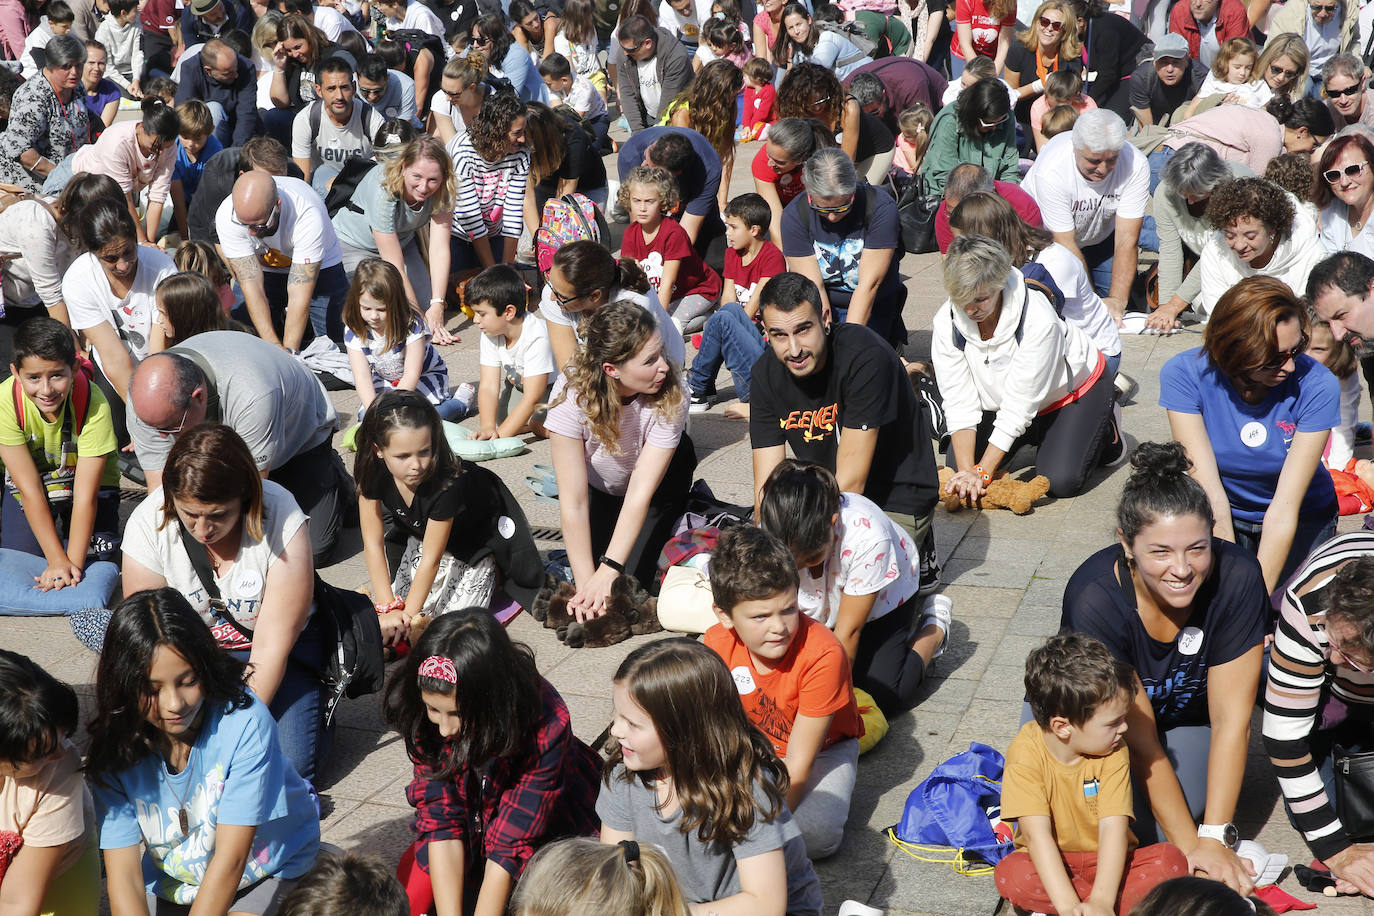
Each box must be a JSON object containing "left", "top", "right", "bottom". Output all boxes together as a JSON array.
[
  {"left": 450, "top": 136, "right": 530, "bottom": 243},
  {"left": 344, "top": 313, "right": 451, "bottom": 405},
  {"left": 1263, "top": 530, "right": 1374, "bottom": 860}
]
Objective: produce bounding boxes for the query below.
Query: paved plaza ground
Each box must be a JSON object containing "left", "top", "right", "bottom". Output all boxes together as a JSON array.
[{"left": 5, "top": 139, "right": 1374, "bottom": 914}]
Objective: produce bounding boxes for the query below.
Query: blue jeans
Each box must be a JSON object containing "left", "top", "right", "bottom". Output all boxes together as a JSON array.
[
  {"left": 1233, "top": 513, "right": 1338, "bottom": 593},
  {"left": 1130, "top": 723, "right": 1212, "bottom": 845},
  {"left": 233, "top": 262, "right": 351, "bottom": 344},
  {"left": 0, "top": 548, "right": 119, "bottom": 616},
  {"left": 259, "top": 106, "right": 296, "bottom": 148},
  {"left": 1083, "top": 223, "right": 1157, "bottom": 297},
  {"left": 1147, "top": 146, "right": 1176, "bottom": 195},
  {"left": 310, "top": 162, "right": 341, "bottom": 198},
  {"left": 41, "top": 152, "right": 75, "bottom": 196},
  {"left": 687, "top": 302, "right": 765, "bottom": 401},
  {"left": 2, "top": 486, "right": 121, "bottom": 562},
  {"left": 230, "top": 610, "right": 335, "bottom": 786},
  {"left": 205, "top": 100, "right": 231, "bottom": 147}
]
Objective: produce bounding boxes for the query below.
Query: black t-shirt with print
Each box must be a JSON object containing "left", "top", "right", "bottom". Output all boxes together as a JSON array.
[
  {"left": 378, "top": 464, "right": 504, "bottom": 561},
  {"left": 748, "top": 321, "right": 938, "bottom": 517}
]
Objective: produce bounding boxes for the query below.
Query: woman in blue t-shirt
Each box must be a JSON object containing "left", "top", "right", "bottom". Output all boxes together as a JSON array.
[
  {"left": 86, "top": 588, "right": 320, "bottom": 914},
  {"left": 1061, "top": 441, "right": 1264, "bottom": 893},
  {"left": 1160, "top": 275, "right": 1340, "bottom": 594}
]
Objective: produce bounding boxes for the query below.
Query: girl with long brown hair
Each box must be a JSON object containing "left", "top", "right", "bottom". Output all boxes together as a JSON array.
[{"left": 663, "top": 59, "right": 743, "bottom": 211}]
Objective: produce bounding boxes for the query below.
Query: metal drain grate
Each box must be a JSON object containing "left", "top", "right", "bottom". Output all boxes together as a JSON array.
[{"left": 530, "top": 526, "right": 563, "bottom": 541}]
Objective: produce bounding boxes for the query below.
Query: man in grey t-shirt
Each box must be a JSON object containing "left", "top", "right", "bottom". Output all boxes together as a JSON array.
[
  {"left": 128, "top": 331, "right": 353, "bottom": 563},
  {"left": 290, "top": 55, "right": 386, "bottom": 193}
]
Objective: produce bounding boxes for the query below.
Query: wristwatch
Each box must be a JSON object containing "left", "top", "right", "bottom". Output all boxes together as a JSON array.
[{"left": 1197, "top": 823, "right": 1239, "bottom": 848}]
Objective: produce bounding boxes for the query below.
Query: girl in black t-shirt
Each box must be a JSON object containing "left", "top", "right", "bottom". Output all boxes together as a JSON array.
[
  {"left": 1060, "top": 441, "right": 1264, "bottom": 890},
  {"left": 354, "top": 390, "right": 544, "bottom": 646}
]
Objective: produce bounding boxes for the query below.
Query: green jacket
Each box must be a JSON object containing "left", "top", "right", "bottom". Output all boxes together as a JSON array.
[{"left": 919, "top": 95, "right": 1020, "bottom": 197}]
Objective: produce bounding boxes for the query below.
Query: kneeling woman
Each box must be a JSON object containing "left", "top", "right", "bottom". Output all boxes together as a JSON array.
[
  {"left": 1161, "top": 276, "right": 1339, "bottom": 593},
  {"left": 1062, "top": 441, "right": 1264, "bottom": 892},
  {"left": 932, "top": 234, "right": 1118, "bottom": 501},
  {"left": 87, "top": 588, "right": 320, "bottom": 914},
  {"left": 546, "top": 301, "right": 696, "bottom": 617}
]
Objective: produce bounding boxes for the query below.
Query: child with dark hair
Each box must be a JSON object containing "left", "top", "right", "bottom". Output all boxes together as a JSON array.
[
  {"left": 94, "top": 0, "right": 144, "bottom": 97},
  {"left": 467, "top": 263, "right": 554, "bottom": 440},
  {"left": 278, "top": 851, "right": 410, "bottom": 916},
  {"left": 0, "top": 648, "right": 100, "bottom": 914},
  {"left": 739, "top": 57, "right": 776, "bottom": 141},
  {"left": 0, "top": 316, "right": 120, "bottom": 589},
  {"left": 87, "top": 588, "right": 320, "bottom": 914},
  {"left": 20, "top": 0, "right": 74, "bottom": 79},
  {"left": 383, "top": 610, "right": 602, "bottom": 916},
  {"left": 995, "top": 633, "right": 1189, "bottom": 916},
  {"left": 703, "top": 524, "right": 861, "bottom": 860}
]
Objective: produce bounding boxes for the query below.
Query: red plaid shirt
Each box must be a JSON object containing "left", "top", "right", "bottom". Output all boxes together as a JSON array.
[{"left": 406, "top": 678, "right": 602, "bottom": 882}]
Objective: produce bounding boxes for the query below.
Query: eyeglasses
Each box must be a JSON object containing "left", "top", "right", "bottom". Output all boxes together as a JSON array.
[
  {"left": 234, "top": 200, "right": 280, "bottom": 235},
  {"left": 979, "top": 113, "right": 1008, "bottom": 129},
  {"left": 1038, "top": 15, "right": 1064, "bottom": 30},
  {"left": 1330, "top": 640, "right": 1374, "bottom": 674},
  {"left": 808, "top": 193, "right": 854, "bottom": 215},
  {"left": 152, "top": 403, "right": 192, "bottom": 437},
  {"left": 1269, "top": 63, "right": 1298, "bottom": 78},
  {"left": 810, "top": 95, "right": 831, "bottom": 108},
  {"left": 544, "top": 275, "right": 583, "bottom": 307},
  {"left": 1257, "top": 332, "right": 1309, "bottom": 370},
  {"left": 1327, "top": 82, "right": 1365, "bottom": 98},
  {"left": 1324, "top": 161, "right": 1369, "bottom": 183}
]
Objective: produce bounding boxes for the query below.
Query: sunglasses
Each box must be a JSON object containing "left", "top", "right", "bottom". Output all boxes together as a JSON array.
[
  {"left": 1327, "top": 82, "right": 1365, "bottom": 98},
  {"left": 1257, "top": 332, "right": 1309, "bottom": 370},
  {"left": 1038, "top": 15, "right": 1064, "bottom": 30},
  {"left": 152, "top": 403, "right": 192, "bottom": 437},
  {"left": 235, "top": 200, "right": 280, "bottom": 234},
  {"left": 810, "top": 95, "right": 831, "bottom": 108},
  {"left": 1269, "top": 63, "right": 1298, "bottom": 78},
  {"left": 808, "top": 193, "right": 854, "bottom": 214},
  {"left": 1324, "top": 160, "right": 1369, "bottom": 183},
  {"left": 1311, "top": 2, "right": 1338, "bottom": 11},
  {"left": 979, "top": 113, "right": 1008, "bottom": 129},
  {"left": 471, "top": 34, "right": 492, "bottom": 45}
]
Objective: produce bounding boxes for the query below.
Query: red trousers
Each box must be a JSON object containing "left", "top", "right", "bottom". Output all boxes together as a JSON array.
[{"left": 994, "top": 842, "right": 1189, "bottom": 915}]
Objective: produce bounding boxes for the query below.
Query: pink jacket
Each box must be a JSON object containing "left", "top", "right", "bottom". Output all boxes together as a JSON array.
[{"left": 70, "top": 120, "right": 176, "bottom": 205}]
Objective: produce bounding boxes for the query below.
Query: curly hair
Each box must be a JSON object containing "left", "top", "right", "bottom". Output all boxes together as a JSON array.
[
  {"left": 670, "top": 59, "right": 743, "bottom": 165},
  {"left": 553, "top": 300, "right": 683, "bottom": 453},
  {"left": 468, "top": 91, "right": 526, "bottom": 162},
  {"left": 776, "top": 62, "right": 843, "bottom": 132},
  {"left": 1205, "top": 177, "right": 1295, "bottom": 247},
  {"left": 615, "top": 165, "right": 681, "bottom": 218},
  {"left": 1263, "top": 151, "right": 1316, "bottom": 204},
  {"left": 381, "top": 135, "right": 454, "bottom": 214}
]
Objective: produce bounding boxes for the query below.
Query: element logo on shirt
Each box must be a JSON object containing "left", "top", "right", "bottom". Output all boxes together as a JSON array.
[
  {"left": 814, "top": 239, "right": 863, "bottom": 292},
  {"left": 780, "top": 402, "right": 839, "bottom": 443}
]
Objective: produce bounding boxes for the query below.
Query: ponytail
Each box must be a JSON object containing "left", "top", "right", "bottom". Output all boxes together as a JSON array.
[{"left": 140, "top": 95, "right": 180, "bottom": 142}]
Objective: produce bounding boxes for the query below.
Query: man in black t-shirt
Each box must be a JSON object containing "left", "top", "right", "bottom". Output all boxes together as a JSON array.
[
  {"left": 749, "top": 272, "right": 940, "bottom": 584},
  {"left": 1128, "top": 33, "right": 1208, "bottom": 127}
]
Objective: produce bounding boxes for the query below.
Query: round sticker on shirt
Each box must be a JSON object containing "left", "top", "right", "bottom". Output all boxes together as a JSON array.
[
  {"left": 234, "top": 569, "right": 263, "bottom": 595},
  {"left": 1240, "top": 421, "right": 1267, "bottom": 448},
  {"left": 497, "top": 515, "right": 516, "bottom": 539},
  {"left": 1176, "top": 626, "right": 1205, "bottom": 656},
  {"left": 731, "top": 666, "right": 756, "bottom": 695}
]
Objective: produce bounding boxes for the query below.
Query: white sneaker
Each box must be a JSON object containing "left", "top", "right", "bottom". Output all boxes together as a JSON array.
[
  {"left": 919, "top": 594, "right": 952, "bottom": 660},
  {"left": 453, "top": 381, "right": 476, "bottom": 411},
  {"left": 838, "top": 902, "right": 884, "bottom": 916}
]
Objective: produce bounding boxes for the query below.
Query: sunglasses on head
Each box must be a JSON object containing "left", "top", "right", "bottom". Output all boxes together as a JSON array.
[
  {"left": 1324, "top": 160, "right": 1369, "bottom": 183},
  {"left": 1328, "top": 81, "right": 1365, "bottom": 97},
  {"left": 1038, "top": 15, "right": 1064, "bottom": 30},
  {"left": 1257, "top": 332, "right": 1309, "bottom": 371}
]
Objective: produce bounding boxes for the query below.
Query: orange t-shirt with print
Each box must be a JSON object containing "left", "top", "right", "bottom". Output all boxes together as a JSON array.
[{"left": 704, "top": 614, "right": 862, "bottom": 759}]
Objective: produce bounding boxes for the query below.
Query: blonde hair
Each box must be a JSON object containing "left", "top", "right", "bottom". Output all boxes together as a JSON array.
[
  {"left": 511, "top": 839, "right": 691, "bottom": 916},
  {"left": 1256, "top": 33, "right": 1310, "bottom": 101},
  {"left": 442, "top": 50, "right": 488, "bottom": 86},
  {"left": 615, "top": 165, "right": 681, "bottom": 217},
  {"left": 1213, "top": 36, "right": 1257, "bottom": 80},
  {"left": 380, "top": 136, "right": 454, "bottom": 214},
  {"left": 1041, "top": 103, "right": 1080, "bottom": 140},
  {"left": 1018, "top": 0, "right": 1080, "bottom": 59},
  {"left": 175, "top": 98, "right": 214, "bottom": 138}
]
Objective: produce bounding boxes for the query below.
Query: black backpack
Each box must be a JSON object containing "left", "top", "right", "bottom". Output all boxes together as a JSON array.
[{"left": 323, "top": 156, "right": 379, "bottom": 217}]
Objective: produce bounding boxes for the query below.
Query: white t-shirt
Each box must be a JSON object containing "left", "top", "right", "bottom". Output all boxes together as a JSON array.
[
  {"left": 121, "top": 480, "right": 310, "bottom": 649},
  {"left": 478, "top": 311, "right": 557, "bottom": 380},
  {"left": 1022, "top": 133, "right": 1150, "bottom": 247},
  {"left": 565, "top": 72, "right": 608, "bottom": 120},
  {"left": 538, "top": 284, "right": 686, "bottom": 368},
  {"left": 638, "top": 62, "right": 663, "bottom": 121},
  {"left": 658, "top": 0, "right": 701, "bottom": 46},
  {"left": 216, "top": 175, "right": 344, "bottom": 274},
  {"left": 311, "top": 4, "right": 359, "bottom": 42},
  {"left": 290, "top": 100, "right": 386, "bottom": 174},
  {"left": 62, "top": 246, "right": 177, "bottom": 367},
  {"left": 796, "top": 492, "right": 921, "bottom": 629},
  {"left": 1030, "top": 243, "right": 1122, "bottom": 357},
  {"left": 553, "top": 31, "right": 601, "bottom": 83},
  {"left": 1198, "top": 17, "right": 1220, "bottom": 67}
]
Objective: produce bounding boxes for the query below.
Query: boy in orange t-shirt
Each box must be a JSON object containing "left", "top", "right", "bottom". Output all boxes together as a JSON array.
[{"left": 703, "top": 525, "right": 862, "bottom": 860}]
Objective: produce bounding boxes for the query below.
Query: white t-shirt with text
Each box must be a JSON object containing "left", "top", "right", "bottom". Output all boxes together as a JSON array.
[{"left": 1021, "top": 133, "right": 1150, "bottom": 248}]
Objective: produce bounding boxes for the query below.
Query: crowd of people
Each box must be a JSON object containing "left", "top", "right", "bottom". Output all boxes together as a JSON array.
[{"left": 10, "top": 0, "right": 1374, "bottom": 913}]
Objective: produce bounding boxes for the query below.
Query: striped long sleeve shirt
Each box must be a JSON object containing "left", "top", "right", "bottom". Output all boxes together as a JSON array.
[
  {"left": 450, "top": 136, "right": 530, "bottom": 244},
  {"left": 1262, "top": 530, "right": 1374, "bottom": 861}
]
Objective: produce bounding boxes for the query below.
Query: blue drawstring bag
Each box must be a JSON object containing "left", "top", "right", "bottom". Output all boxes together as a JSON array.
[{"left": 887, "top": 742, "right": 1013, "bottom": 875}]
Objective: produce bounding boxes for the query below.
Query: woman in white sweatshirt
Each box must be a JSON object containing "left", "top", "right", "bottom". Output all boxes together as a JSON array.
[
  {"left": 932, "top": 234, "right": 1119, "bottom": 502},
  {"left": 1197, "top": 176, "right": 1322, "bottom": 319}
]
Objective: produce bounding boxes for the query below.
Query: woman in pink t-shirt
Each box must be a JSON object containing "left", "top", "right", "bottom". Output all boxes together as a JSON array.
[
  {"left": 753, "top": 0, "right": 787, "bottom": 65},
  {"left": 545, "top": 300, "right": 695, "bottom": 618},
  {"left": 951, "top": 0, "right": 1016, "bottom": 78}
]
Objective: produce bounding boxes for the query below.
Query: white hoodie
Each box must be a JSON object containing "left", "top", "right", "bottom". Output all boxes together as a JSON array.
[
  {"left": 932, "top": 268, "right": 1103, "bottom": 454},
  {"left": 1198, "top": 191, "right": 1324, "bottom": 317}
]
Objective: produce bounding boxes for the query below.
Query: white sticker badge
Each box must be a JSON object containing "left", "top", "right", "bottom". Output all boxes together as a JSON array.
[
  {"left": 497, "top": 515, "right": 516, "bottom": 539},
  {"left": 731, "top": 666, "right": 757, "bottom": 695},
  {"left": 1177, "top": 626, "right": 1205, "bottom": 656},
  {"left": 1240, "top": 421, "right": 1267, "bottom": 448},
  {"left": 234, "top": 569, "right": 263, "bottom": 595}
]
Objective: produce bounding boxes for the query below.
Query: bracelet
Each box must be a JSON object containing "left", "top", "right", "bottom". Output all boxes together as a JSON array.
[
  {"left": 972, "top": 464, "right": 992, "bottom": 485},
  {"left": 598, "top": 555, "right": 625, "bottom": 574},
  {"left": 374, "top": 597, "right": 405, "bottom": 614},
  {"left": 429, "top": 298, "right": 445, "bottom": 305}
]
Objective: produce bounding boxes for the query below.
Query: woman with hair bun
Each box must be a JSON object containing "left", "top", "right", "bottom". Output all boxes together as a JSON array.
[{"left": 1061, "top": 439, "right": 1265, "bottom": 895}]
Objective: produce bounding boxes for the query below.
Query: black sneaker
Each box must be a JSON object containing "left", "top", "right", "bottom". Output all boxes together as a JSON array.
[
  {"left": 689, "top": 392, "right": 715, "bottom": 413},
  {"left": 1100, "top": 402, "right": 1128, "bottom": 468}
]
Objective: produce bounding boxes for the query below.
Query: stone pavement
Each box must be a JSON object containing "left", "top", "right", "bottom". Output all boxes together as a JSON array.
[{"left": 4, "top": 140, "right": 1374, "bottom": 915}]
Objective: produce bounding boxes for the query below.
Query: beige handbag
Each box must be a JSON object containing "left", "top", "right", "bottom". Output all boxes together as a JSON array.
[{"left": 656, "top": 565, "right": 719, "bottom": 634}]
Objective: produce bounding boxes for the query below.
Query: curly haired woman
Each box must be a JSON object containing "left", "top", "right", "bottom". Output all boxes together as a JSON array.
[{"left": 776, "top": 63, "right": 894, "bottom": 185}]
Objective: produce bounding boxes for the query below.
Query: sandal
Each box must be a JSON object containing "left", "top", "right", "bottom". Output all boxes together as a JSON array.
[{"left": 524, "top": 464, "right": 559, "bottom": 504}]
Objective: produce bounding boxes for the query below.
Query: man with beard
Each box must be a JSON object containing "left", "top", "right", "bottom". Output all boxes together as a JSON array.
[{"left": 290, "top": 55, "right": 384, "bottom": 193}]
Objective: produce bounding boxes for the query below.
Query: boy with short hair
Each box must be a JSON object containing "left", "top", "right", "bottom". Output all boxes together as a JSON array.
[
  {"left": 20, "top": 1, "right": 74, "bottom": 80},
  {"left": 277, "top": 851, "right": 409, "bottom": 916},
  {"left": 538, "top": 51, "right": 609, "bottom": 148},
  {"left": 995, "top": 634, "right": 1189, "bottom": 916},
  {"left": 0, "top": 317, "right": 121, "bottom": 588},
  {"left": 170, "top": 98, "right": 224, "bottom": 238},
  {"left": 687, "top": 192, "right": 783, "bottom": 417},
  {"left": 467, "top": 264, "right": 555, "bottom": 440},
  {"left": 703, "top": 524, "right": 862, "bottom": 860},
  {"left": 95, "top": 0, "right": 144, "bottom": 97}
]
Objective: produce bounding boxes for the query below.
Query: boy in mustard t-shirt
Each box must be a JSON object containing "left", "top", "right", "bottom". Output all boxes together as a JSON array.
[
  {"left": 0, "top": 317, "right": 121, "bottom": 590},
  {"left": 995, "top": 634, "right": 1188, "bottom": 916},
  {"left": 703, "top": 524, "right": 862, "bottom": 860}
]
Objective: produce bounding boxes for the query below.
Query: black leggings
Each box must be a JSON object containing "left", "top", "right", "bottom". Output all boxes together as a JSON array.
[
  {"left": 854, "top": 594, "right": 927, "bottom": 715},
  {"left": 947, "top": 369, "right": 1115, "bottom": 498},
  {"left": 588, "top": 434, "right": 698, "bottom": 592}
]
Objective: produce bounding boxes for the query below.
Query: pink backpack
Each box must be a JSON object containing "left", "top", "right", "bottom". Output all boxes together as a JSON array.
[{"left": 536, "top": 194, "right": 610, "bottom": 273}]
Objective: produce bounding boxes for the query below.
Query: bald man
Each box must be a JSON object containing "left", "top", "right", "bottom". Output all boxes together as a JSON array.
[
  {"left": 175, "top": 37, "right": 258, "bottom": 146},
  {"left": 215, "top": 171, "right": 349, "bottom": 352},
  {"left": 128, "top": 332, "right": 350, "bottom": 563}
]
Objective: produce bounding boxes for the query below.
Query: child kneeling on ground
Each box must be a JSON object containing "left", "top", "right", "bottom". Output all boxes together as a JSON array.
[
  {"left": 703, "top": 525, "right": 862, "bottom": 860},
  {"left": 995, "top": 633, "right": 1188, "bottom": 916},
  {"left": 467, "top": 264, "right": 555, "bottom": 440}
]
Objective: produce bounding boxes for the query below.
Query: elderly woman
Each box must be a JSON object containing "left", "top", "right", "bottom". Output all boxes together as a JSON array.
[
  {"left": 920, "top": 78, "right": 1019, "bottom": 198},
  {"left": 932, "top": 234, "right": 1117, "bottom": 501},
  {"left": 1148, "top": 143, "right": 1254, "bottom": 332},
  {"left": 777, "top": 64, "right": 893, "bottom": 188},
  {"left": 450, "top": 92, "right": 535, "bottom": 271},
  {"left": 1198, "top": 177, "right": 1323, "bottom": 318},
  {"left": 121, "top": 424, "right": 330, "bottom": 785},
  {"left": 1266, "top": 547, "right": 1374, "bottom": 898},
  {"left": 1316, "top": 131, "right": 1374, "bottom": 257},
  {"left": 0, "top": 35, "right": 88, "bottom": 192},
  {"left": 0, "top": 173, "right": 122, "bottom": 330},
  {"left": 332, "top": 135, "right": 454, "bottom": 335},
  {"left": 780, "top": 147, "right": 904, "bottom": 344},
  {"left": 1161, "top": 276, "right": 1339, "bottom": 592}
]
